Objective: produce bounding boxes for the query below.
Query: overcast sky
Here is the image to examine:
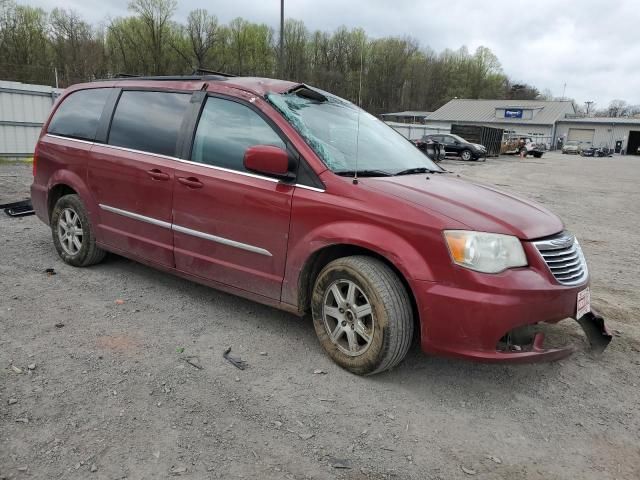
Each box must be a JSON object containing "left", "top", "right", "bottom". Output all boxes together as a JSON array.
[{"left": 21, "top": 0, "right": 640, "bottom": 107}]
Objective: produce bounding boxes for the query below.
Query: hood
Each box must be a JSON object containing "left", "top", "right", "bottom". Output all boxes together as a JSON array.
[{"left": 364, "top": 174, "right": 563, "bottom": 240}]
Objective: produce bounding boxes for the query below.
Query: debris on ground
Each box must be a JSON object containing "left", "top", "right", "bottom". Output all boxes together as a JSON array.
[
  {"left": 461, "top": 465, "right": 477, "bottom": 475},
  {"left": 223, "top": 347, "right": 247, "bottom": 370},
  {"left": 1, "top": 199, "right": 35, "bottom": 217},
  {"left": 180, "top": 356, "right": 203, "bottom": 370},
  {"left": 313, "top": 369, "right": 327, "bottom": 375},
  {"left": 259, "top": 351, "right": 268, "bottom": 356},
  {"left": 45, "top": 268, "right": 56, "bottom": 276},
  {"left": 175, "top": 347, "right": 184, "bottom": 354},
  {"left": 114, "top": 299, "right": 125, "bottom": 305},
  {"left": 169, "top": 465, "right": 187, "bottom": 475},
  {"left": 27, "top": 363, "right": 36, "bottom": 370},
  {"left": 90, "top": 463, "right": 97, "bottom": 472},
  {"left": 10, "top": 365, "right": 23, "bottom": 374},
  {"left": 298, "top": 433, "right": 314, "bottom": 440},
  {"left": 486, "top": 455, "right": 502, "bottom": 464},
  {"left": 328, "top": 457, "right": 352, "bottom": 469},
  {"left": 8, "top": 398, "right": 18, "bottom": 405}
]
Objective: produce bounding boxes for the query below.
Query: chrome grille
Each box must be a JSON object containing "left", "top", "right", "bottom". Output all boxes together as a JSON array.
[{"left": 533, "top": 232, "right": 589, "bottom": 286}]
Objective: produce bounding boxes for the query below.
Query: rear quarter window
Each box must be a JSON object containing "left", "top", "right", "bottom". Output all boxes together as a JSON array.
[
  {"left": 48, "top": 88, "right": 111, "bottom": 141},
  {"left": 108, "top": 90, "right": 191, "bottom": 157}
]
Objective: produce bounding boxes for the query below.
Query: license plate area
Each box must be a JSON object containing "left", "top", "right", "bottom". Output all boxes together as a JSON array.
[{"left": 576, "top": 287, "right": 591, "bottom": 319}]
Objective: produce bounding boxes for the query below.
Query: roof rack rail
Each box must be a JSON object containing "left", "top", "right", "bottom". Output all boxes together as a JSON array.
[
  {"left": 96, "top": 74, "right": 234, "bottom": 82},
  {"left": 114, "top": 73, "right": 141, "bottom": 78},
  {"left": 191, "top": 67, "right": 237, "bottom": 77}
]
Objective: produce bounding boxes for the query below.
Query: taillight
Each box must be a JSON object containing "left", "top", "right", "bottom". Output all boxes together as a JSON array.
[{"left": 32, "top": 143, "right": 38, "bottom": 177}]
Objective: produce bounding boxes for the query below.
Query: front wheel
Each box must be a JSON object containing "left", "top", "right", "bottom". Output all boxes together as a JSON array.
[
  {"left": 51, "top": 194, "right": 106, "bottom": 267},
  {"left": 311, "top": 256, "right": 414, "bottom": 375},
  {"left": 460, "top": 149, "right": 473, "bottom": 161}
]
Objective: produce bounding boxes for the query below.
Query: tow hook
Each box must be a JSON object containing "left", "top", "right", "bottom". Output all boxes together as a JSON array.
[{"left": 576, "top": 311, "right": 612, "bottom": 354}]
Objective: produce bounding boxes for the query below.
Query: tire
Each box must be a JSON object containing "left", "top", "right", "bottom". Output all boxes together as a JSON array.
[
  {"left": 311, "top": 256, "right": 414, "bottom": 375},
  {"left": 460, "top": 149, "right": 473, "bottom": 161},
  {"left": 51, "top": 194, "right": 106, "bottom": 267},
  {"left": 533, "top": 152, "right": 543, "bottom": 158}
]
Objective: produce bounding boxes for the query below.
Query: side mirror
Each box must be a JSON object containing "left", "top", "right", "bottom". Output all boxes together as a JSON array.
[{"left": 243, "top": 145, "right": 291, "bottom": 179}]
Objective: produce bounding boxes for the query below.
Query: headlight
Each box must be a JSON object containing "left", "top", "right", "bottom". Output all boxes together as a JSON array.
[{"left": 443, "top": 230, "right": 527, "bottom": 273}]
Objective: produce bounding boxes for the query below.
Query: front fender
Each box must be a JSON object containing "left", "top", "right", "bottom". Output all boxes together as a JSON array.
[{"left": 281, "top": 221, "right": 434, "bottom": 308}]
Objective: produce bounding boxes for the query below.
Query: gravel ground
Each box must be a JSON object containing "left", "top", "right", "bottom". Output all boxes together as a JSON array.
[{"left": 1, "top": 152, "right": 639, "bottom": 480}]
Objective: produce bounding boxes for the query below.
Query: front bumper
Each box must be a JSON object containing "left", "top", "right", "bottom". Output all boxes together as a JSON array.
[{"left": 414, "top": 263, "right": 610, "bottom": 362}]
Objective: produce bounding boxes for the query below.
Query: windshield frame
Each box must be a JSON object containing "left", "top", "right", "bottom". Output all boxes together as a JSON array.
[{"left": 266, "top": 88, "right": 444, "bottom": 176}]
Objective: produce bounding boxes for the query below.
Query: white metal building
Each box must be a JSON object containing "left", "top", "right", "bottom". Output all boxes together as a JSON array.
[
  {"left": 425, "top": 99, "right": 576, "bottom": 142},
  {"left": 555, "top": 117, "right": 640, "bottom": 153},
  {"left": 0, "top": 80, "right": 62, "bottom": 158}
]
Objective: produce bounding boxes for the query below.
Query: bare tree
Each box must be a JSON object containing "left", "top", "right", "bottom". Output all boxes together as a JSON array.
[
  {"left": 127, "top": 0, "right": 176, "bottom": 74},
  {"left": 186, "top": 9, "right": 218, "bottom": 69}
]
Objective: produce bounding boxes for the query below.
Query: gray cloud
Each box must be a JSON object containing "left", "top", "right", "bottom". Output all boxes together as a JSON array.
[{"left": 21, "top": 0, "right": 640, "bottom": 106}]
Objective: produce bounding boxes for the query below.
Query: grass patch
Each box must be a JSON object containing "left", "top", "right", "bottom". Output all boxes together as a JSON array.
[{"left": 0, "top": 156, "right": 33, "bottom": 165}]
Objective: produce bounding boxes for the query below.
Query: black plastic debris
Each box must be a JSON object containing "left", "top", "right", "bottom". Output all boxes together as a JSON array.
[
  {"left": 223, "top": 347, "right": 247, "bottom": 370},
  {"left": 1, "top": 199, "right": 35, "bottom": 217}
]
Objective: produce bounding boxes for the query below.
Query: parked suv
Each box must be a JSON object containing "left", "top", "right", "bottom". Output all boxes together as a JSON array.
[
  {"left": 421, "top": 133, "right": 487, "bottom": 161},
  {"left": 31, "top": 75, "right": 610, "bottom": 375}
]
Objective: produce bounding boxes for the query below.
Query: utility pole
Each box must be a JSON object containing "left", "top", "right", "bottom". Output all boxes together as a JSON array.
[
  {"left": 561, "top": 82, "right": 566, "bottom": 100},
  {"left": 279, "top": 0, "right": 284, "bottom": 78},
  {"left": 585, "top": 101, "right": 594, "bottom": 116}
]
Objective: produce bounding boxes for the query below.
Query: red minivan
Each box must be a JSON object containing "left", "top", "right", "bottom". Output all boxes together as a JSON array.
[{"left": 30, "top": 75, "right": 610, "bottom": 374}]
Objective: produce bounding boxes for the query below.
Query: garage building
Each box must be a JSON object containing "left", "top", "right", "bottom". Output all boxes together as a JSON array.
[
  {"left": 387, "top": 98, "right": 640, "bottom": 154},
  {"left": 555, "top": 117, "right": 640, "bottom": 153},
  {"left": 424, "top": 99, "right": 576, "bottom": 146}
]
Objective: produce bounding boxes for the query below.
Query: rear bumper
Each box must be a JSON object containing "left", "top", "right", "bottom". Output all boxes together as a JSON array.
[
  {"left": 30, "top": 183, "right": 49, "bottom": 225},
  {"left": 413, "top": 269, "right": 603, "bottom": 362}
]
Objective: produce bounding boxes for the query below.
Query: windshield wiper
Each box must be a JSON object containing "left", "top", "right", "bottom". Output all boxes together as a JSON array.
[
  {"left": 393, "top": 167, "right": 445, "bottom": 176},
  {"left": 334, "top": 169, "right": 392, "bottom": 177}
]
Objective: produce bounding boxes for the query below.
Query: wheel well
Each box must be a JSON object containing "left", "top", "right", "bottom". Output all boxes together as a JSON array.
[
  {"left": 48, "top": 184, "right": 77, "bottom": 221},
  {"left": 297, "top": 244, "right": 419, "bottom": 324}
]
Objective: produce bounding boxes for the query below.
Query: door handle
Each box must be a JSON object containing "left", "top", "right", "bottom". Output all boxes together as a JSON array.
[
  {"left": 177, "top": 176, "right": 203, "bottom": 189},
  {"left": 147, "top": 169, "right": 170, "bottom": 181}
]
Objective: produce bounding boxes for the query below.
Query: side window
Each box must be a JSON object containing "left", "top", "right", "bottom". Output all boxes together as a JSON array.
[
  {"left": 191, "top": 97, "right": 285, "bottom": 171},
  {"left": 48, "top": 88, "right": 111, "bottom": 141},
  {"left": 108, "top": 91, "right": 190, "bottom": 157}
]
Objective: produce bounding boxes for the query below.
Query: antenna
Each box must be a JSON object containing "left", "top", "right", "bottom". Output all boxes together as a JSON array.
[{"left": 353, "top": 35, "right": 365, "bottom": 185}]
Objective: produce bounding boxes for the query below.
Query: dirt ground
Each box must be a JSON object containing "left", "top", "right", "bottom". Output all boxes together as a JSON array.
[{"left": 1, "top": 152, "right": 639, "bottom": 480}]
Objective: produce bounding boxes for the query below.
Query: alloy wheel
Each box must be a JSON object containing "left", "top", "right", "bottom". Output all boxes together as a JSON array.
[
  {"left": 57, "top": 207, "right": 83, "bottom": 256},
  {"left": 322, "top": 279, "right": 375, "bottom": 356}
]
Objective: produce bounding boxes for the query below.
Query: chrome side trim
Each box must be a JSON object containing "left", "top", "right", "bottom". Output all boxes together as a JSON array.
[
  {"left": 294, "top": 184, "right": 325, "bottom": 193},
  {"left": 99, "top": 204, "right": 172, "bottom": 229},
  {"left": 99, "top": 204, "right": 272, "bottom": 257},
  {"left": 171, "top": 157, "right": 280, "bottom": 183},
  {"left": 46, "top": 133, "right": 95, "bottom": 146},
  {"left": 172, "top": 224, "right": 272, "bottom": 257}
]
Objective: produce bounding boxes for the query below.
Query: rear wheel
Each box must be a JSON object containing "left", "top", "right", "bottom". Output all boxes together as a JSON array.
[
  {"left": 311, "top": 256, "right": 414, "bottom": 375},
  {"left": 460, "top": 149, "right": 473, "bottom": 161},
  {"left": 51, "top": 194, "right": 106, "bottom": 267}
]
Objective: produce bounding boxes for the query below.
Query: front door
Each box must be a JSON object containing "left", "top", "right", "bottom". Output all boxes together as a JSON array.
[
  {"left": 89, "top": 90, "right": 192, "bottom": 267},
  {"left": 172, "top": 96, "right": 294, "bottom": 299},
  {"left": 442, "top": 135, "right": 460, "bottom": 156}
]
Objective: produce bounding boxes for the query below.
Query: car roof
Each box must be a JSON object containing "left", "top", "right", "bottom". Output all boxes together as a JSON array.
[{"left": 65, "top": 75, "right": 301, "bottom": 98}]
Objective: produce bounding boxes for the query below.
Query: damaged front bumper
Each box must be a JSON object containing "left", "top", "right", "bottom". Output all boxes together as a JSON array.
[{"left": 415, "top": 278, "right": 612, "bottom": 363}]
